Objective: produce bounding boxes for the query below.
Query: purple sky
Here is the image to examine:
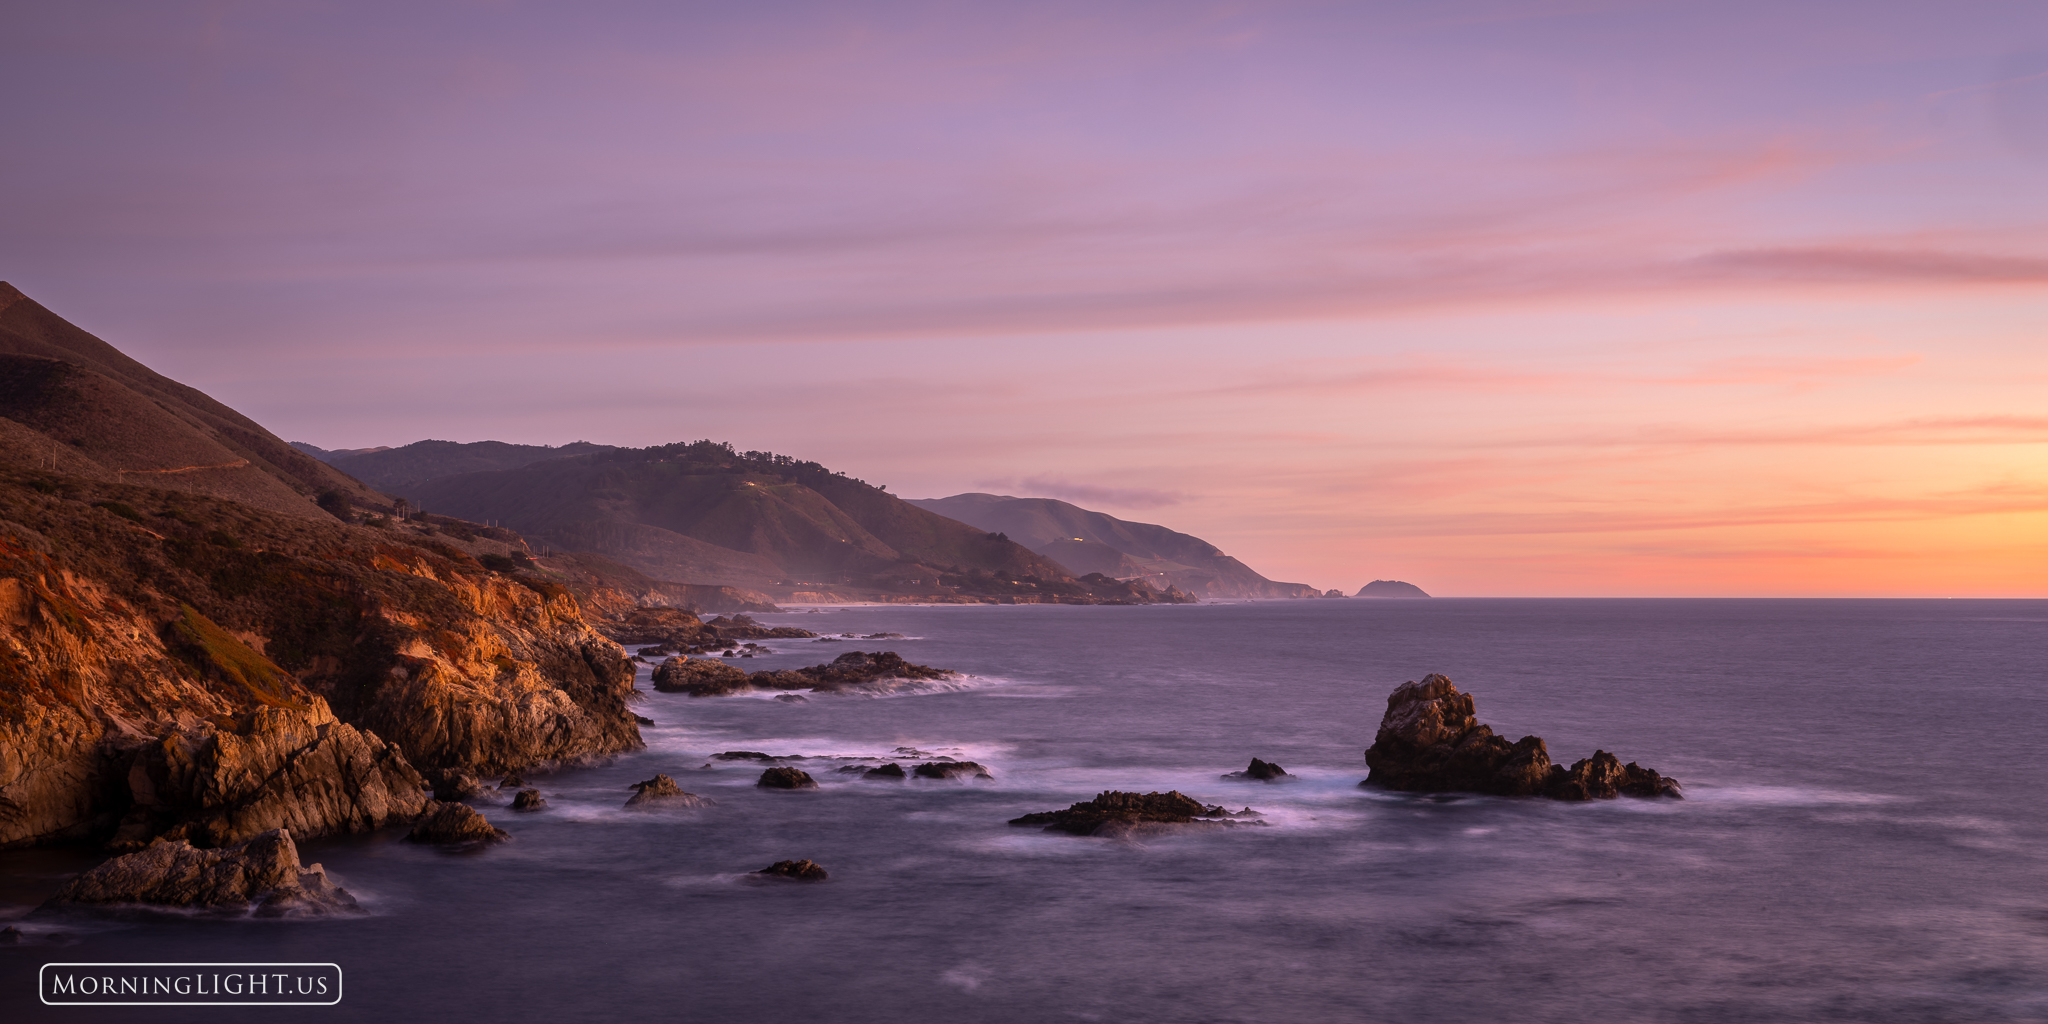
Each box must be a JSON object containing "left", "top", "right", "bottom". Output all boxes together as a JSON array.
[{"left": 5, "top": 2, "right": 2046, "bottom": 594}]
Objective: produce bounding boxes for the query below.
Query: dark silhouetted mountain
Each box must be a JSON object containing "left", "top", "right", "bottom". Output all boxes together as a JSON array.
[
  {"left": 403, "top": 442, "right": 1145, "bottom": 601},
  {"left": 324, "top": 439, "right": 619, "bottom": 493},
  {"left": 0, "top": 282, "right": 380, "bottom": 518},
  {"left": 1357, "top": 580, "right": 1430, "bottom": 598},
  {"left": 289, "top": 441, "right": 392, "bottom": 463},
  {"left": 907, "top": 493, "right": 1317, "bottom": 599}
]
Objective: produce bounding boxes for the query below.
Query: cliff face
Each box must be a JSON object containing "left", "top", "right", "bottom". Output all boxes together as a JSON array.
[{"left": 0, "top": 286, "right": 641, "bottom": 851}]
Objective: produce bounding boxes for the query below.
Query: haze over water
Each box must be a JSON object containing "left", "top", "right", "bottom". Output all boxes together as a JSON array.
[{"left": 5, "top": 598, "right": 2043, "bottom": 1022}]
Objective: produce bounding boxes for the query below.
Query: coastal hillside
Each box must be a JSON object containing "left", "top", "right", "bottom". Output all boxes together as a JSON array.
[
  {"left": 301, "top": 439, "right": 619, "bottom": 493},
  {"left": 0, "top": 283, "right": 381, "bottom": 519},
  {"left": 0, "top": 285, "right": 644, "bottom": 850},
  {"left": 399, "top": 442, "right": 1181, "bottom": 604},
  {"left": 908, "top": 493, "right": 1318, "bottom": 599}
]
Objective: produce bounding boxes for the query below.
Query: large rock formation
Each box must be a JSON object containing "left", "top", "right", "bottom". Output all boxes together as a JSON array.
[
  {"left": 42, "top": 828, "right": 360, "bottom": 917},
  {"left": 1361, "top": 674, "right": 1680, "bottom": 800}
]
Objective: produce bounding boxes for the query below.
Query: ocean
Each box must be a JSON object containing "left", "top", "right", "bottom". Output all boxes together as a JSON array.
[{"left": 4, "top": 599, "right": 2045, "bottom": 1022}]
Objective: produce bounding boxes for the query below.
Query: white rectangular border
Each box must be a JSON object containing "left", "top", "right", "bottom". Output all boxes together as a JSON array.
[{"left": 39, "top": 962, "right": 343, "bottom": 1006}]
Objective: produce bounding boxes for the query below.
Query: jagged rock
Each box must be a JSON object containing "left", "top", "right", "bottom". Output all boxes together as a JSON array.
[
  {"left": 861, "top": 763, "right": 907, "bottom": 780},
  {"left": 1360, "top": 674, "right": 1680, "bottom": 800},
  {"left": 623, "top": 774, "right": 714, "bottom": 809},
  {"left": 106, "top": 699, "right": 433, "bottom": 850},
  {"left": 912, "top": 761, "right": 993, "bottom": 780},
  {"left": 42, "top": 828, "right": 360, "bottom": 916},
  {"left": 511, "top": 788, "right": 547, "bottom": 812},
  {"left": 1222, "top": 758, "right": 1292, "bottom": 781},
  {"left": 1545, "top": 750, "right": 1683, "bottom": 801},
  {"left": 757, "top": 767, "right": 818, "bottom": 790},
  {"left": 498, "top": 773, "right": 525, "bottom": 790},
  {"left": 756, "top": 859, "right": 828, "bottom": 881},
  {"left": 1010, "top": 791, "right": 1233, "bottom": 836},
  {"left": 425, "top": 768, "right": 484, "bottom": 802},
  {"left": 633, "top": 714, "right": 654, "bottom": 725},
  {"left": 405, "top": 802, "right": 508, "bottom": 844}
]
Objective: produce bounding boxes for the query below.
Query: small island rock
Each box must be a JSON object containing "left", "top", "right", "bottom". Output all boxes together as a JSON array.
[
  {"left": 406, "top": 802, "right": 510, "bottom": 844},
  {"left": 1356, "top": 580, "right": 1431, "bottom": 598},
  {"left": 1009, "top": 791, "right": 1260, "bottom": 837},
  {"left": 756, "top": 859, "right": 828, "bottom": 881},
  {"left": 757, "top": 767, "right": 819, "bottom": 790},
  {"left": 1222, "top": 758, "right": 1292, "bottom": 781},
  {"left": 913, "top": 761, "right": 994, "bottom": 781},
  {"left": 624, "top": 775, "right": 714, "bottom": 809},
  {"left": 511, "top": 789, "right": 548, "bottom": 812},
  {"left": 862, "top": 763, "right": 907, "bottom": 780}
]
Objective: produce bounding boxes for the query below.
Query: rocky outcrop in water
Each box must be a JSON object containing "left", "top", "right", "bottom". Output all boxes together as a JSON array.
[
  {"left": 406, "top": 802, "right": 509, "bottom": 844},
  {"left": 511, "top": 788, "right": 546, "bottom": 811},
  {"left": 42, "top": 828, "right": 360, "bottom": 917},
  {"left": 1360, "top": 674, "right": 1681, "bottom": 800},
  {"left": 757, "top": 767, "right": 818, "bottom": 790},
  {"left": 913, "top": 761, "right": 993, "bottom": 780},
  {"left": 599, "top": 607, "right": 815, "bottom": 649},
  {"left": 756, "top": 859, "right": 828, "bottom": 881},
  {"left": 1009, "top": 791, "right": 1262, "bottom": 837},
  {"left": 623, "top": 774, "right": 713, "bottom": 809},
  {"left": 860, "top": 763, "right": 906, "bottom": 780},
  {"left": 1222, "top": 758, "right": 1292, "bottom": 781},
  {"left": 651, "top": 650, "right": 957, "bottom": 698}
]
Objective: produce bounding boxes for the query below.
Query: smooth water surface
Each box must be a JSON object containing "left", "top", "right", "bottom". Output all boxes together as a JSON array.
[{"left": 4, "top": 599, "right": 2045, "bottom": 1022}]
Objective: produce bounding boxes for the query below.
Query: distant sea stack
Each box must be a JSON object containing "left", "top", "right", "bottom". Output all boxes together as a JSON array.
[{"left": 1356, "top": 580, "right": 1430, "bottom": 598}]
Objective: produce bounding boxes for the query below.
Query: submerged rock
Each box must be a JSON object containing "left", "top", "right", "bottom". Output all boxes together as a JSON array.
[
  {"left": 406, "top": 802, "right": 510, "bottom": 844},
  {"left": 659, "top": 651, "right": 957, "bottom": 697},
  {"left": 1360, "top": 674, "right": 1681, "bottom": 800},
  {"left": 624, "top": 775, "right": 713, "bottom": 809},
  {"left": 1222, "top": 758, "right": 1292, "bottom": 781},
  {"left": 861, "top": 763, "right": 907, "bottom": 780},
  {"left": 757, "top": 767, "right": 819, "bottom": 790},
  {"left": 1009, "top": 791, "right": 1261, "bottom": 837},
  {"left": 913, "top": 761, "right": 994, "bottom": 781},
  {"left": 42, "top": 828, "right": 360, "bottom": 917},
  {"left": 511, "top": 789, "right": 547, "bottom": 812},
  {"left": 756, "top": 859, "right": 828, "bottom": 881}
]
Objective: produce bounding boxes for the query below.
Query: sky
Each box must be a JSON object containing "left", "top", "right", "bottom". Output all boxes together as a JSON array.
[{"left": 3, "top": 1, "right": 2045, "bottom": 596}]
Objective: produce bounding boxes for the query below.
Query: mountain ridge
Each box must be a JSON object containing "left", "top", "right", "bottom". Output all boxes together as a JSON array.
[{"left": 907, "top": 492, "right": 1317, "bottom": 599}]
